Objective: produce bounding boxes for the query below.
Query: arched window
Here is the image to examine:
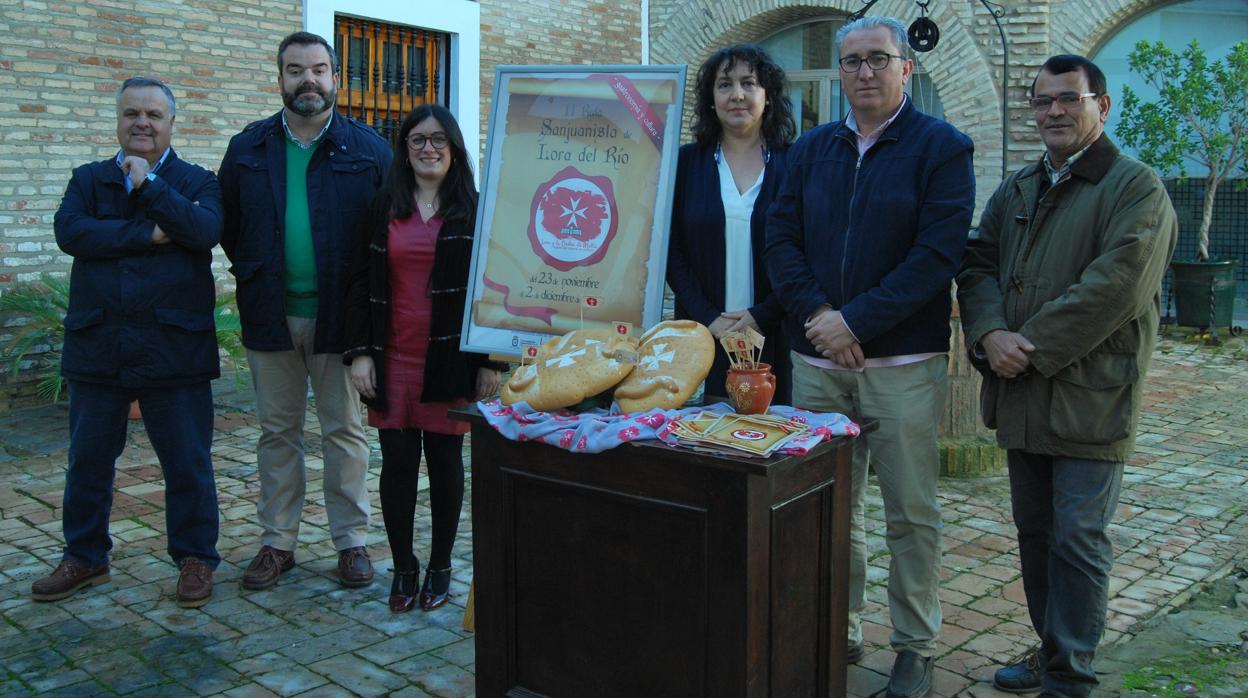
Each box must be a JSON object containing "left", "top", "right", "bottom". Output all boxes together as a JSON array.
[
  {"left": 1094, "top": 0, "right": 1248, "bottom": 176},
  {"left": 761, "top": 19, "right": 945, "bottom": 136}
]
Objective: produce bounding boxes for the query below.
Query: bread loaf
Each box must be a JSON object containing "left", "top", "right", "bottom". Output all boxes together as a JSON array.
[
  {"left": 500, "top": 328, "right": 639, "bottom": 411},
  {"left": 614, "top": 320, "right": 714, "bottom": 412}
]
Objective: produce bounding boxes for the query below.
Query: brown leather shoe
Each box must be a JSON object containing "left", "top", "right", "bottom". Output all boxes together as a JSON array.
[
  {"left": 337, "top": 546, "right": 374, "bottom": 588},
  {"left": 31, "top": 559, "right": 110, "bottom": 601},
  {"left": 241, "top": 545, "right": 295, "bottom": 590},
  {"left": 176, "top": 558, "right": 213, "bottom": 608}
]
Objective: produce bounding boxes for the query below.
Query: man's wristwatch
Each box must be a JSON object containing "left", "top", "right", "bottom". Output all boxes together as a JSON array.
[{"left": 135, "top": 170, "right": 156, "bottom": 193}]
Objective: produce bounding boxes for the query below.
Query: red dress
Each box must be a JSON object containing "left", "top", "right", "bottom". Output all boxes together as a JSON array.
[{"left": 368, "top": 213, "right": 469, "bottom": 434}]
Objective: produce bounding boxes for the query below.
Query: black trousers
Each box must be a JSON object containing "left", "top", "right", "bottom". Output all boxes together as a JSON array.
[
  {"left": 1008, "top": 450, "right": 1124, "bottom": 697},
  {"left": 377, "top": 429, "right": 464, "bottom": 572}
]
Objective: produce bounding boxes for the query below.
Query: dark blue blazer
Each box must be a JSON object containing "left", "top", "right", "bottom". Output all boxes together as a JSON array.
[
  {"left": 666, "top": 142, "right": 791, "bottom": 403},
  {"left": 218, "top": 112, "right": 391, "bottom": 354},
  {"left": 765, "top": 99, "right": 975, "bottom": 358},
  {"left": 53, "top": 150, "right": 223, "bottom": 387}
]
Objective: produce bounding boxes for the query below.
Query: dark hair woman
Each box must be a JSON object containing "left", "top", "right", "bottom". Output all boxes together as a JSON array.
[
  {"left": 667, "top": 44, "right": 796, "bottom": 403},
  {"left": 343, "top": 104, "right": 505, "bottom": 613}
]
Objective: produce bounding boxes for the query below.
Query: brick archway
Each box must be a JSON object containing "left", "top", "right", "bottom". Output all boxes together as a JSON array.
[
  {"left": 650, "top": 0, "right": 1005, "bottom": 207},
  {"left": 1050, "top": 0, "right": 1175, "bottom": 56}
]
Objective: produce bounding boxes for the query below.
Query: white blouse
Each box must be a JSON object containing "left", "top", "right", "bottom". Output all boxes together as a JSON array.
[{"left": 717, "top": 152, "right": 764, "bottom": 313}]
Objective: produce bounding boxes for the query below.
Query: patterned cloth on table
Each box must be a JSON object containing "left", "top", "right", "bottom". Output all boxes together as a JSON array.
[{"left": 477, "top": 399, "right": 860, "bottom": 455}]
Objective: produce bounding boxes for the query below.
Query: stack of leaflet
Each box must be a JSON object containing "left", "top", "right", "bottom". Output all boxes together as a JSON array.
[{"left": 668, "top": 410, "right": 811, "bottom": 458}]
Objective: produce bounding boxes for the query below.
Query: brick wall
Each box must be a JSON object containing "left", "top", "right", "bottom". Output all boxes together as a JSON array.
[
  {"left": 649, "top": 0, "right": 1177, "bottom": 211},
  {"left": 0, "top": 0, "right": 1179, "bottom": 404},
  {"left": 478, "top": 0, "right": 642, "bottom": 146},
  {"left": 0, "top": 0, "right": 298, "bottom": 402},
  {"left": 0, "top": 0, "right": 299, "bottom": 278}
]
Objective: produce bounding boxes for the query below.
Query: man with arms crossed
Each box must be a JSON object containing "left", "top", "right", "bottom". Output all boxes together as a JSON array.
[
  {"left": 34, "top": 76, "right": 223, "bottom": 608},
  {"left": 957, "top": 54, "right": 1177, "bottom": 696}
]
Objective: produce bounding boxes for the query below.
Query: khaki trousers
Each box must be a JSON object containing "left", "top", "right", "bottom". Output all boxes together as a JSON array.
[
  {"left": 247, "top": 316, "right": 370, "bottom": 551},
  {"left": 791, "top": 353, "right": 947, "bottom": 655}
]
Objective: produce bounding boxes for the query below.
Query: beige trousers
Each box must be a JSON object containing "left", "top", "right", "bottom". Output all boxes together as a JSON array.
[
  {"left": 791, "top": 353, "right": 947, "bottom": 656},
  {"left": 247, "top": 316, "right": 370, "bottom": 551}
]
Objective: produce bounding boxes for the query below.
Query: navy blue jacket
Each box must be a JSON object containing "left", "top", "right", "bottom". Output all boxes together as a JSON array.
[
  {"left": 666, "top": 141, "right": 791, "bottom": 403},
  {"left": 764, "top": 100, "right": 975, "bottom": 358},
  {"left": 218, "top": 112, "right": 392, "bottom": 353},
  {"left": 53, "top": 150, "right": 223, "bottom": 387}
]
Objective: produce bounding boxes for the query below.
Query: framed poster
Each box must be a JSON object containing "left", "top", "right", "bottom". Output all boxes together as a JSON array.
[{"left": 461, "top": 65, "right": 686, "bottom": 357}]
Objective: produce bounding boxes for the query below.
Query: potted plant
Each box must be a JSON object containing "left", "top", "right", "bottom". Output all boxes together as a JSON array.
[
  {"left": 1116, "top": 39, "right": 1247, "bottom": 330},
  {"left": 2, "top": 274, "right": 249, "bottom": 403}
]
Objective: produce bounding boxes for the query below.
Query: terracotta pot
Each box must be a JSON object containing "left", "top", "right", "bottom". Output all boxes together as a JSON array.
[
  {"left": 725, "top": 362, "right": 776, "bottom": 415},
  {"left": 128, "top": 400, "right": 142, "bottom": 420}
]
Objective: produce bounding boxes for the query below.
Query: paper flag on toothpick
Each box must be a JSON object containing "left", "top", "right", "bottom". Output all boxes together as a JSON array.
[
  {"left": 720, "top": 335, "right": 741, "bottom": 368},
  {"left": 745, "top": 326, "right": 765, "bottom": 349}
]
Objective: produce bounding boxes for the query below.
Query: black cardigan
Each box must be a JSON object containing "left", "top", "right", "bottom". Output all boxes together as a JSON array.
[
  {"left": 665, "top": 142, "right": 791, "bottom": 404},
  {"left": 342, "top": 192, "right": 505, "bottom": 411}
]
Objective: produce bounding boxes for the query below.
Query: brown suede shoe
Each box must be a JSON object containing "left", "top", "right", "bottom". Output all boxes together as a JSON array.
[
  {"left": 176, "top": 558, "right": 213, "bottom": 608},
  {"left": 31, "top": 559, "right": 110, "bottom": 601},
  {"left": 337, "top": 546, "right": 374, "bottom": 588},
  {"left": 241, "top": 545, "right": 295, "bottom": 590}
]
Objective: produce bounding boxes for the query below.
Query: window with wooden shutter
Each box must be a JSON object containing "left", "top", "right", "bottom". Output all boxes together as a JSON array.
[{"left": 333, "top": 15, "right": 448, "bottom": 141}]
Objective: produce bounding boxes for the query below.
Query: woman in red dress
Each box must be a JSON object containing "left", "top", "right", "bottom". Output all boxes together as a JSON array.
[{"left": 343, "top": 105, "right": 504, "bottom": 613}]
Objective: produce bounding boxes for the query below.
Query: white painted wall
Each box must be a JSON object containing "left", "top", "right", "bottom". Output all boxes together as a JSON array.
[{"left": 306, "top": 0, "right": 482, "bottom": 167}]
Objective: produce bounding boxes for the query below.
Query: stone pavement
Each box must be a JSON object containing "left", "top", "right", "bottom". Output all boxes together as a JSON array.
[{"left": 0, "top": 335, "right": 1245, "bottom": 697}]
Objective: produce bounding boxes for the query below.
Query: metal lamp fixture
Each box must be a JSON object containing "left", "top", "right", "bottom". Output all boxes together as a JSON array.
[{"left": 907, "top": 1, "right": 940, "bottom": 52}]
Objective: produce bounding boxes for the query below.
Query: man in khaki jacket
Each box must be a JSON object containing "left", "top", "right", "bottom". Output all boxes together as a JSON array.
[{"left": 957, "top": 54, "right": 1176, "bottom": 697}]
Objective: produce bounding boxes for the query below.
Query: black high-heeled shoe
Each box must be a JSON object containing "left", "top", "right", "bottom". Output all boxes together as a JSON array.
[
  {"left": 389, "top": 567, "right": 420, "bottom": 613},
  {"left": 419, "top": 567, "right": 452, "bottom": 611}
]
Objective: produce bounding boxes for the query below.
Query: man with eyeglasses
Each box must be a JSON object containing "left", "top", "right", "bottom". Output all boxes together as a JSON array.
[
  {"left": 765, "top": 15, "right": 975, "bottom": 698},
  {"left": 957, "top": 55, "right": 1176, "bottom": 697},
  {"left": 219, "top": 32, "right": 391, "bottom": 591}
]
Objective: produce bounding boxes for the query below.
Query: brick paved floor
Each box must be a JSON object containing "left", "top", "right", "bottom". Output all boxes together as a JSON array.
[{"left": 1, "top": 335, "right": 1245, "bottom": 697}]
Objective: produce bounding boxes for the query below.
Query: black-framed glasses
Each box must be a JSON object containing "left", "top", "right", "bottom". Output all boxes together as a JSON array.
[
  {"left": 838, "top": 52, "right": 906, "bottom": 73},
  {"left": 1027, "top": 92, "right": 1098, "bottom": 112},
  {"left": 407, "top": 132, "right": 449, "bottom": 150}
]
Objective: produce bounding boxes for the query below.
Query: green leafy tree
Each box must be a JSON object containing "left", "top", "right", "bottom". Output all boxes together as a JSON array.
[{"left": 1116, "top": 39, "right": 1248, "bottom": 261}]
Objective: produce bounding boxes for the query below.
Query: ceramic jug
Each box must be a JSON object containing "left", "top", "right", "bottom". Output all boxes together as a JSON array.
[{"left": 725, "top": 362, "right": 776, "bottom": 415}]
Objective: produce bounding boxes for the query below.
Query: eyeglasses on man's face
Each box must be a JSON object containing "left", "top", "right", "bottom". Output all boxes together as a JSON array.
[
  {"left": 838, "top": 52, "right": 906, "bottom": 74},
  {"left": 407, "top": 132, "right": 450, "bottom": 150},
  {"left": 1027, "top": 92, "right": 1098, "bottom": 112}
]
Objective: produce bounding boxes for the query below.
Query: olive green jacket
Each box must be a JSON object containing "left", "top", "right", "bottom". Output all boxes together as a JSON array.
[{"left": 956, "top": 135, "right": 1177, "bottom": 461}]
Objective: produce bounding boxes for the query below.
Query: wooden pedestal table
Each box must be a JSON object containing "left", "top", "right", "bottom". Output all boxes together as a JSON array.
[{"left": 452, "top": 405, "right": 869, "bottom": 697}]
